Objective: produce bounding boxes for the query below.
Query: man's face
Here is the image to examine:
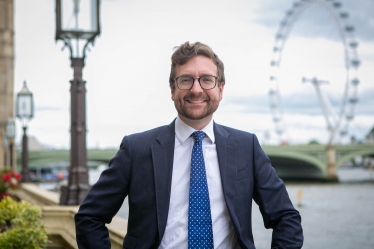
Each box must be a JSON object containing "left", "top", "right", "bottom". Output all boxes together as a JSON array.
[{"left": 171, "top": 55, "right": 224, "bottom": 128}]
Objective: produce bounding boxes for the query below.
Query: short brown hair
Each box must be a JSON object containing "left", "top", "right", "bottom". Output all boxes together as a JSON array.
[{"left": 169, "top": 42, "right": 225, "bottom": 88}]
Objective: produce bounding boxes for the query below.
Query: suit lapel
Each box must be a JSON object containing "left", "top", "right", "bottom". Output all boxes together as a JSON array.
[
  {"left": 214, "top": 123, "right": 240, "bottom": 229},
  {"left": 151, "top": 121, "right": 175, "bottom": 243}
]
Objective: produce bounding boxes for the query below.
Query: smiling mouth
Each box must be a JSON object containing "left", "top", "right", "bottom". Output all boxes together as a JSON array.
[{"left": 187, "top": 100, "right": 205, "bottom": 103}]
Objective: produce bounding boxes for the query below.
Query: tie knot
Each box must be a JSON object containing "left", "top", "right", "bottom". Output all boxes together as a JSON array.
[{"left": 192, "top": 131, "right": 206, "bottom": 143}]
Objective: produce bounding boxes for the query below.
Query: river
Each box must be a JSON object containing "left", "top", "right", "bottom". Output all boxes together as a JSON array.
[{"left": 251, "top": 168, "right": 374, "bottom": 249}]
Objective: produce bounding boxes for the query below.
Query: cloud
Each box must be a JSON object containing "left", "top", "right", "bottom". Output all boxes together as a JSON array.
[
  {"left": 223, "top": 95, "right": 270, "bottom": 114},
  {"left": 220, "top": 84, "right": 372, "bottom": 145},
  {"left": 252, "top": 0, "right": 374, "bottom": 41},
  {"left": 223, "top": 85, "right": 372, "bottom": 117},
  {"left": 342, "top": 0, "right": 374, "bottom": 41},
  {"left": 35, "top": 106, "right": 62, "bottom": 112},
  {"left": 356, "top": 87, "right": 374, "bottom": 115}
]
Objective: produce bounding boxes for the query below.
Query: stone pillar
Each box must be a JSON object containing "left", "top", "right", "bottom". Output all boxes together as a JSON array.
[
  {"left": 0, "top": 0, "right": 15, "bottom": 170},
  {"left": 326, "top": 143, "right": 338, "bottom": 181}
]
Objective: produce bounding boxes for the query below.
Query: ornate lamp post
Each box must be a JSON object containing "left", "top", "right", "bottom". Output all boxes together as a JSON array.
[
  {"left": 55, "top": 0, "right": 101, "bottom": 205},
  {"left": 5, "top": 118, "right": 16, "bottom": 168},
  {"left": 16, "top": 81, "right": 34, "bottom": 182}
]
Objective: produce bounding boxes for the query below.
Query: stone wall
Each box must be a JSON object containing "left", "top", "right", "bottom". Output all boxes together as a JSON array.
[
  {"left": 12, "top": 183, "right": 127, "bottom": 249},
  {"left": 0, "top": 0, "right": 15, "bottom": 169}
]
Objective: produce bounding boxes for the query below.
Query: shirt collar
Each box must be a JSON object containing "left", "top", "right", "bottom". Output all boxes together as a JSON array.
[{"left": 175, "top": 116, "right": 215, "bottom": 145}]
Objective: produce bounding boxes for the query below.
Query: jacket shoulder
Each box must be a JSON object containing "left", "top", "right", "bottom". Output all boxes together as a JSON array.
[
  {"left": 118, "top": 122, "right": 174, "bottom": 149},
  {"left": 127, "top": 125, "right": 169, "bottom": 140},
  {"left": 215, "top": 123, "right": 255, "bottom": 139}
]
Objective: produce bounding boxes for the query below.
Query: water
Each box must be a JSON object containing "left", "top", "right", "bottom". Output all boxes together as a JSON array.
[
  {"left": 89, "top": 166, "right": 129, "bottom": 218},
  {"left": 39, "top": 167, "right": 374, "bottom": 248},
  {"left": 252, "top": 171, "right": 374, "bottom": 249}
]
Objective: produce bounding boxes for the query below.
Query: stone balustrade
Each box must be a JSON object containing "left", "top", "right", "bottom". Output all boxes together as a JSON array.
[{"left": 12, "top": 183, "right": 127, "bottom": 249}]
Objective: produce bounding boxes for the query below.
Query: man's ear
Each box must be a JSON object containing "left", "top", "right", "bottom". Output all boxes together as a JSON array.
[
  {"left": 170, "top": 85, "right": 175, "bottom": 101},
  {"left": 219, "top": 82, "right": 225, "bottom": 101}
]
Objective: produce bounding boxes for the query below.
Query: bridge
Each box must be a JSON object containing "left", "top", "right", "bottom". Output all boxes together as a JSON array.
[
  {"left": 262, "top": 144, "right": 374, "bottom": 180},
  {"left": 17, "top": 144, "right": 374, "bottom": 181}
]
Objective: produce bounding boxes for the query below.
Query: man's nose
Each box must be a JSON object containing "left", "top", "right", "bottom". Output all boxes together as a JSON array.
[{"left": 190, "top": 78, "right": 204, "bottom": 92}]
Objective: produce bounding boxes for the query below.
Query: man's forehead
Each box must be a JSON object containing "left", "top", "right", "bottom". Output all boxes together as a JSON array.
[{"left": 175, "top": 55, "right": 216, "bottom": 69}]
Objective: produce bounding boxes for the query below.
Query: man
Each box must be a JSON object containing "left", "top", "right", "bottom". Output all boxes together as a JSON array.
[{"left": 75, "top": 41, "right": 303, "bottom": 249}]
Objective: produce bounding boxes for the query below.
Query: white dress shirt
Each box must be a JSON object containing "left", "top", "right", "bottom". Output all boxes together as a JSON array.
[{"left": 159, "top": 116, "right": 240, "bottom": 249}]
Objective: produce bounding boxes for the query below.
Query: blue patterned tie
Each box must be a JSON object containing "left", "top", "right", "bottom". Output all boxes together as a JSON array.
[{"left": 188, "top": 131, "right": 214, "bottom": 249}]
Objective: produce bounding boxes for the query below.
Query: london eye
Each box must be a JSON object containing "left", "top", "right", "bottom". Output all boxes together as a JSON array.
[{"left": 268, "top": 0, "right": 360, "bottom": 144}]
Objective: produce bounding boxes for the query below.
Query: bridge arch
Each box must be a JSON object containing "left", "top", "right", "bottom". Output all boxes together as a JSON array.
[
  {"left": 19, "top": 149, "right": 117, "bottom": 168},
  {"left": 337, "top": 150, "right": 374, "bottom": 168},
  {"left": 266, "top": 151, "right": 326, "bottom": 180}
]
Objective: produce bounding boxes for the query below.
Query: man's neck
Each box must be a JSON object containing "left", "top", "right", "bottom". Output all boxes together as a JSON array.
[{"left": 178, "top": 114, "right": 213, "bottom": 130}]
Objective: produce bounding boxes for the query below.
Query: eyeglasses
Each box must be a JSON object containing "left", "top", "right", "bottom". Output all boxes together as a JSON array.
[{"left": 174, "top": 75, "right": 218, "bottom": 90}]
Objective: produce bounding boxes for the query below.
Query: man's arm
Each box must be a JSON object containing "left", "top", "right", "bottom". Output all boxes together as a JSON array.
[
  {"left": 75, "top": 136, "right": 131, "bottom": 249},
  {"left": 252, "top": 135, "right": 303, "bottom": 249}
]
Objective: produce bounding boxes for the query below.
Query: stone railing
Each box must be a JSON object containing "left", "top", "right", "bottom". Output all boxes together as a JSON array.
[{"left": 12, "top": 183, "right": 127, "bottom": 249}]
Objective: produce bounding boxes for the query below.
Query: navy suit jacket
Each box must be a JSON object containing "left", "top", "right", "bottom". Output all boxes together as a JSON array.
[{"left": 75, "top": 121, "right": 303, "bottom": 249}]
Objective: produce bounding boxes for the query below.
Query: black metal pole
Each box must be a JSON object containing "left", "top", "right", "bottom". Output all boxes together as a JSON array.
[
  {"left": 6, "top": 147, "right": 9, "bottom": 167},
  {"left": 21, "top": 126, "right": 30, "bottom": 182},
  {"left": 9, "top": 141, "right": 13, "bottom": 169},
  {"left": 3, "top": 144, "right": 7, "bottom": 167},
  {"left": 63, "top": 57, "right": 90, "bottom": 205}
]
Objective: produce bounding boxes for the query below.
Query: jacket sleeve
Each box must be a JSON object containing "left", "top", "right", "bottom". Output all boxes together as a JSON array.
[
  {"left": 251, "top": 135, "right": 304, "bottom": 249},
  {"left": 75, "top": 136, "right": 131, "bottom": 249}
]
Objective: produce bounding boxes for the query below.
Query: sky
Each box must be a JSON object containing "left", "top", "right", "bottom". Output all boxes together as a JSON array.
[{"left": 12, "top": 0, "right": 374, "bottom": 149}]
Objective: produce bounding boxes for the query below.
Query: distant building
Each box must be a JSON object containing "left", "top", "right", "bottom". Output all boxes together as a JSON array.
[
  {"left": 28, "top": 136, "right": 49, "bottom": 151},
  {"left": 17, "top": 136, "right": 49, "bottom": 151},
  {"left": 365, "top": 125, "right": 374, "bottom": 144}
]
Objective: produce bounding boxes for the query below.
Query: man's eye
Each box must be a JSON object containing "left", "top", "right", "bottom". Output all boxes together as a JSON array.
[
  {"left": 201, "top": 76, "right": 213, "bottom": 83},
  {"left": 180, "top": 77, "right": 192, "bottom": 83}
]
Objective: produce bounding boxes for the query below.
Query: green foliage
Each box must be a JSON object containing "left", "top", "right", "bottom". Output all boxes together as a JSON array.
[
  {"left": 308, "top": 139, "right": 320, "bottom": 145},
  {"left": 0, "top": 197, "right": 48, "bottom": 249}
]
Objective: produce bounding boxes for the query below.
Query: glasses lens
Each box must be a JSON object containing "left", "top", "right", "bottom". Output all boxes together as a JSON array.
[
  {"left": 200, "top": 76, "right": 216, "bottom": 89},
  {"left": 176, "top": 76, "right": 193, "bottom": 89}
]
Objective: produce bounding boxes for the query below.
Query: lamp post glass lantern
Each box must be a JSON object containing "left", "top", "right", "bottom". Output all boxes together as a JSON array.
[
  {"left": 5, "top": 118, "right": 16, "bottom": 140},
  {"left": 59, "top": 0, "right": 99, "bottom": 35},
  {"left": 16, "top": 82, "right": 34, "bottom": 128},
  {"left": 56, "top": 0, "right": 100, "bottom": 57},
  {"left": 55, "top": 0, "right": 101, "bottom": 205},
  {"left": 16, "top": 81, "right": 34, "bottom": 182}
]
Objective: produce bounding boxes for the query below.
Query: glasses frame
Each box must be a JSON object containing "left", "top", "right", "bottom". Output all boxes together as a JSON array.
[{"left": 174, "top": 75, "right": 218, "bottom": 90}]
